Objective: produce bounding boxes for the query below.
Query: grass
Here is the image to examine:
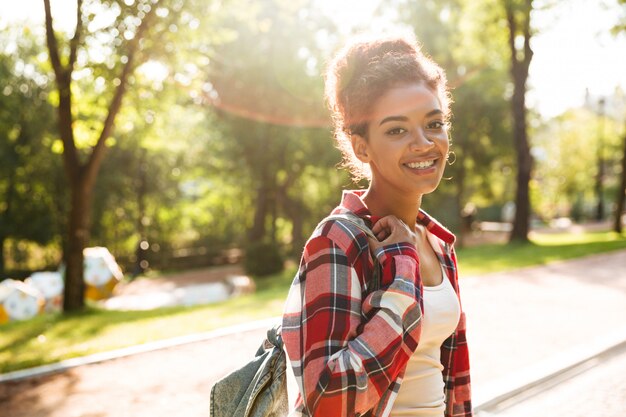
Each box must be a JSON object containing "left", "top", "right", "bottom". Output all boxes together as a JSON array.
[
  {"left": 0, "top": 267, "right": 295, "bottom": 374},
  {"left": 457, "top": 230, "right": 626, "bottom": 275},
  {"left": 1, "top": 229, "right": 624, "bottom": 374}
]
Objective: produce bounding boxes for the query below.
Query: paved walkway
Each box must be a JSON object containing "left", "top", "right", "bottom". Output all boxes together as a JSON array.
[
  {"left": 1, "top": 249, "right": 625, "bottom": 416},
  {"left": 463, "top": 250, "right": 626, "bottom": 407},
  {"left": 479, "top": 343, "right": 626, "bottom": 417}
]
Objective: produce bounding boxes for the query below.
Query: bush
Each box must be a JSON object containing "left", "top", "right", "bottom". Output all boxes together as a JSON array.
[{"left": 244, "top": 241, "right": 284, "bottom": 277}]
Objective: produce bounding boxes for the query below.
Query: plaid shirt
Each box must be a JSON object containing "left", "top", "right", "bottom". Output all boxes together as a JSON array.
[{"left": 282, "top": 190, "right": 472, "bottom": 417}]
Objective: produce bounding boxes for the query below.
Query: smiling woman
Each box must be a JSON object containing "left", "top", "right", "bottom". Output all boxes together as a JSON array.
[{"left": 281, "top": 34, "right": 472, "bottom": 417}]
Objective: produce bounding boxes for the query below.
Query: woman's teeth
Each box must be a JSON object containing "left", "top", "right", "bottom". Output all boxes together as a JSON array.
[{"left": 406, "top": 159, "right": 436, "bottom": 169}]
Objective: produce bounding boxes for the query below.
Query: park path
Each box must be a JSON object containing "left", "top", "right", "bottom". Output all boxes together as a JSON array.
[{"left": 1, "top": 249, "right": 625, "bottom": 417}]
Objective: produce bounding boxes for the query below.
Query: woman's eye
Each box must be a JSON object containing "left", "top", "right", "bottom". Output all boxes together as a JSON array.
[
  {"left": 427, "top": 121, "right": 445, "bottom": 130},
  {"left": 386, "top": 127, "right": 406, "bottom": 136}
]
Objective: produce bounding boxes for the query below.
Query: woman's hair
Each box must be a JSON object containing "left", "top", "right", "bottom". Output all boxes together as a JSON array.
[{"left": 324, "top": 34, "right": 451, "bottom": 182}]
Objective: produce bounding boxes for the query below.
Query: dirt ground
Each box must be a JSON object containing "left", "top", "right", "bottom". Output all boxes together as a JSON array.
[
  {"left": 0, "top": 327, "right": 267, "bottom": 417},
  {"left": 0, "top": 263, "right": 250, "bottom": 417}
]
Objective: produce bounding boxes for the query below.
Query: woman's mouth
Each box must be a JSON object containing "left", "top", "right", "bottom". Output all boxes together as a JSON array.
[{"left": 404, "top": 159, "right": 437, "bottom": 169}]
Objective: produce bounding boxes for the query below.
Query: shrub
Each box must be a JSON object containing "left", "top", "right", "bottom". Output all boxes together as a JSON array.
[{"left": 244, "top": 241, "right": 284, "bottom": 277}]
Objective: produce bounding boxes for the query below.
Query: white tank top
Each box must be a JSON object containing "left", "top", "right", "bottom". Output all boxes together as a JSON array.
[{"left": 390, "top": 265, "right": 461, "bottom": 416}]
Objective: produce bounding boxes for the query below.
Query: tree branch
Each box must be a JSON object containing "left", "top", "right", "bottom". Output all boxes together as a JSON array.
[
  {"left": 43, "top": 0, "right": 80, "bottom": 182},
  {"left": 505, "top": 1, "right": 519, "bottom": 71},
  {"left": 43, "top": 0, "right": 63, "bottom": 81},
  {"left": 522, "top": 0, "right": 534, "bottom": 75},
  {"left": 84, "top": 0, "right": 161, "bottom": 187},
  {"left": 69, "top": 0, "right": 84, "bottom": 69}
]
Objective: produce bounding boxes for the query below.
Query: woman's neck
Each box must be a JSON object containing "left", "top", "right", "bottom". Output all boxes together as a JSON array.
[{"left": 362, "top": 186, "right": 422, "bottom": 232}]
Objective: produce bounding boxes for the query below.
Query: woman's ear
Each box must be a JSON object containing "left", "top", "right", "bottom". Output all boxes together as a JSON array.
[{"left": 351, "top": 134, "right": 370, "bottom": 163}]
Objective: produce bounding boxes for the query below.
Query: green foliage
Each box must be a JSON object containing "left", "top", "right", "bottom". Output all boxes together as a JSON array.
[
  {"left": 244, "top": 240, "right": 284, "bottom": 276},
  {"left": 2, "top": 0, "right": 623, "bottom": 278},
  {"left": 532, "top": 107, "right": 624, "bottom": 220},
  {"left": 0, "top": 26, "right": 64, "bottom": 273},
  {"left": 201, "top": 0, "right": 341, "bottom": 250}
]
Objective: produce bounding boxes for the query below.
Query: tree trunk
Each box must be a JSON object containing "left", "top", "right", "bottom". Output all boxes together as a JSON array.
[
  {"left": 290, "top": 206, "right": 304, "bottom": 257},
  {"left": 505, "top": 0, "right": 534, "bottom": 243},
  {"left": 595, "top": 98, "right": 606, "bottom": 221},
  {"left": 0, "top": 235, "right": 5, "bottom": 277},
  {"left": 282, "top": 197, "right": 306, "bottom": 257},
  {"left": 270, "top": 187, "right": 278, "bottom": 244},
  {"left": 134, "top": 152, "right": 148, "bottom": 276},
  {"left": 63, "top": 182, "right": 94, "bottom": 311},
  {"left": 0, "top": 176, "right": 16, "bottom": 277},
  {"left": 510, "top": 78, "right": 532, "bottom": 242},
  {"left": 614, "top": 133, "right": 626, "bottom": 233},
  {"left": 455, "top": 152, "right": 467, "bottom": 248},
  {"left": 250, "top": 180, "right": 269, "bottom": 242}
]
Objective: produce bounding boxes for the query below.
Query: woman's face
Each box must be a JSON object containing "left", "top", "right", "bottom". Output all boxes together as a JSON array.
[{"left": 352, "top": 82, "right": 449, "bottom": 197}]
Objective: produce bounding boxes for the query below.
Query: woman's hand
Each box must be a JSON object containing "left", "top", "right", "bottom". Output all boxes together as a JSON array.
[{"left": 367, "top": 215, "right": 417, "bottom": 254}]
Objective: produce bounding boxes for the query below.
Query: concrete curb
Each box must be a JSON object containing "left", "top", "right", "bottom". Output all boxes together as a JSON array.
[
  {"left": 473, "top": 326, "right": 626, "bottom": 413},
  {"left": 0, "top": 316, "right": 281, "bottom": 383}
]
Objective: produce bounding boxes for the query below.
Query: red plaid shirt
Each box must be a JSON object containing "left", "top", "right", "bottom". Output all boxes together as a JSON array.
[{"left": 282, "top": 190, "right": 472, "bottom": 417}]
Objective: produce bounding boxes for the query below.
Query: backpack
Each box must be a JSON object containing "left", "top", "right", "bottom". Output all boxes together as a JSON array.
[{"left": 209, "top": 213, "right": 379, "bottom": 417}]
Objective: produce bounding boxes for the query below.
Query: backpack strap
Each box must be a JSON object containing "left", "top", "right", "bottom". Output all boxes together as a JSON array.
[
  {"left": 265, "top": 324, "right": 283, "bottom": 349},
  {"left": 316, "top": 212, "right": 380, "bottom": 294}
]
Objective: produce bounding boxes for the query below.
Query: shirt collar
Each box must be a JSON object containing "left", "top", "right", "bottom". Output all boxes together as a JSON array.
[{"left": 336, "top": 189, "right": 456, "bottom": 245}]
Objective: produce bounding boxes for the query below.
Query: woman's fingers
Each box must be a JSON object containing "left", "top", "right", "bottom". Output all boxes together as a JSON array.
[
  {"left": 372, "top": 215, "right": 397, "bottom": 235},
  {"left": 369, "top": 215, "right": 416, "bottom": 248},
  {"left": 371, "top": 220, "right": 384, "bottom": 235}
]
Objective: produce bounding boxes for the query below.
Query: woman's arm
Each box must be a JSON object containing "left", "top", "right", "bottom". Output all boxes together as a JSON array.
[{"left": 282, "top": 221, "right": 423, "bottom": 416}]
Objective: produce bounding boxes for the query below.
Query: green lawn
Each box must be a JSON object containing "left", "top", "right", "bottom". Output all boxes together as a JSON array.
[
  {"left": 1, "top": 230, "right": 625, "bottom": 374},
  {"left": 457, "top": 230, "right": 626, "bottom": 275},
  {"left": 0, "top": 269, "right": 295, "bottom": 374}
]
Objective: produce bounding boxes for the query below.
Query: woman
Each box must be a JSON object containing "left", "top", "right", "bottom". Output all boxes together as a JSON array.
[{"left": 282, "top": 35, "right": 472, "bottom": 417}]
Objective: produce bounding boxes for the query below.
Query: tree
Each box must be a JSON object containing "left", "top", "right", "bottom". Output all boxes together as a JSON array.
[
  {"left": 614, "top": 129, "right": 626, "bottom": 233},
  {"left": 43, "top": 0, "right": 163, "bottom": 311},
  {"left": 613, "top": 0, "right": 626, "bottom": 233},
  {"left": 0, "top": 27, "right": 62, "bottom": 276},
  {"left": 203, "top": 0, "right": 338, "bottom": 253},
  {"left": 504, "top": 0, "right": 534, "bottom": 242},
  {"left": 532, "top": 108, "right": 623, "bottom": 221}
]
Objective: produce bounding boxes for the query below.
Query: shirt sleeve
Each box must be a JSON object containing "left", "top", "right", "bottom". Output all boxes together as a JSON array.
[{"left": 282, "top": 234, "right": 423, "bottom": 417}]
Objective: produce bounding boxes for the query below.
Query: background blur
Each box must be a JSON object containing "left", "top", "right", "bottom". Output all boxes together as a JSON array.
[
  {"left": 1, "top": 2, "right": 626, "bottom": 416},
  {"left": 0, "top": 0, "right": 625, "bottom": 280}
]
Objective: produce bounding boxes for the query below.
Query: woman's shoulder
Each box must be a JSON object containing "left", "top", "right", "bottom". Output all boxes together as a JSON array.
[{"left": 305, "top": 210, "right": 372, "bottom": 261}]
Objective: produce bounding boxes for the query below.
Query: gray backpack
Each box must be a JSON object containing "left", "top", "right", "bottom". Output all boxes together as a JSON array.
[
  {"left": 210, "top": 325, "right": 288, "bottom": 417},
  {"left": 209, "top": 213, "right": 379, "bottom": 417}
]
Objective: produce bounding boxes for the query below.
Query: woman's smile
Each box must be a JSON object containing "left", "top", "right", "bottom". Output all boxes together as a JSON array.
[{"left": 403, "top": 155, "right": 442, "bottom": 173}]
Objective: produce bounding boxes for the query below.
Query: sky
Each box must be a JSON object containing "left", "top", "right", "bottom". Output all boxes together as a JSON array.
[
  {"left": 528, "top": 0, "right": 626, "bottom": 118},
  {"left": 1, "top": 0, "right": 625, "bottom": 119}
]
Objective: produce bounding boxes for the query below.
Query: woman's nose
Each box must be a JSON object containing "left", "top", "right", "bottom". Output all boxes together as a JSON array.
[{"left": 409, "top": 128, "right": 435, "bottom": 151}]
